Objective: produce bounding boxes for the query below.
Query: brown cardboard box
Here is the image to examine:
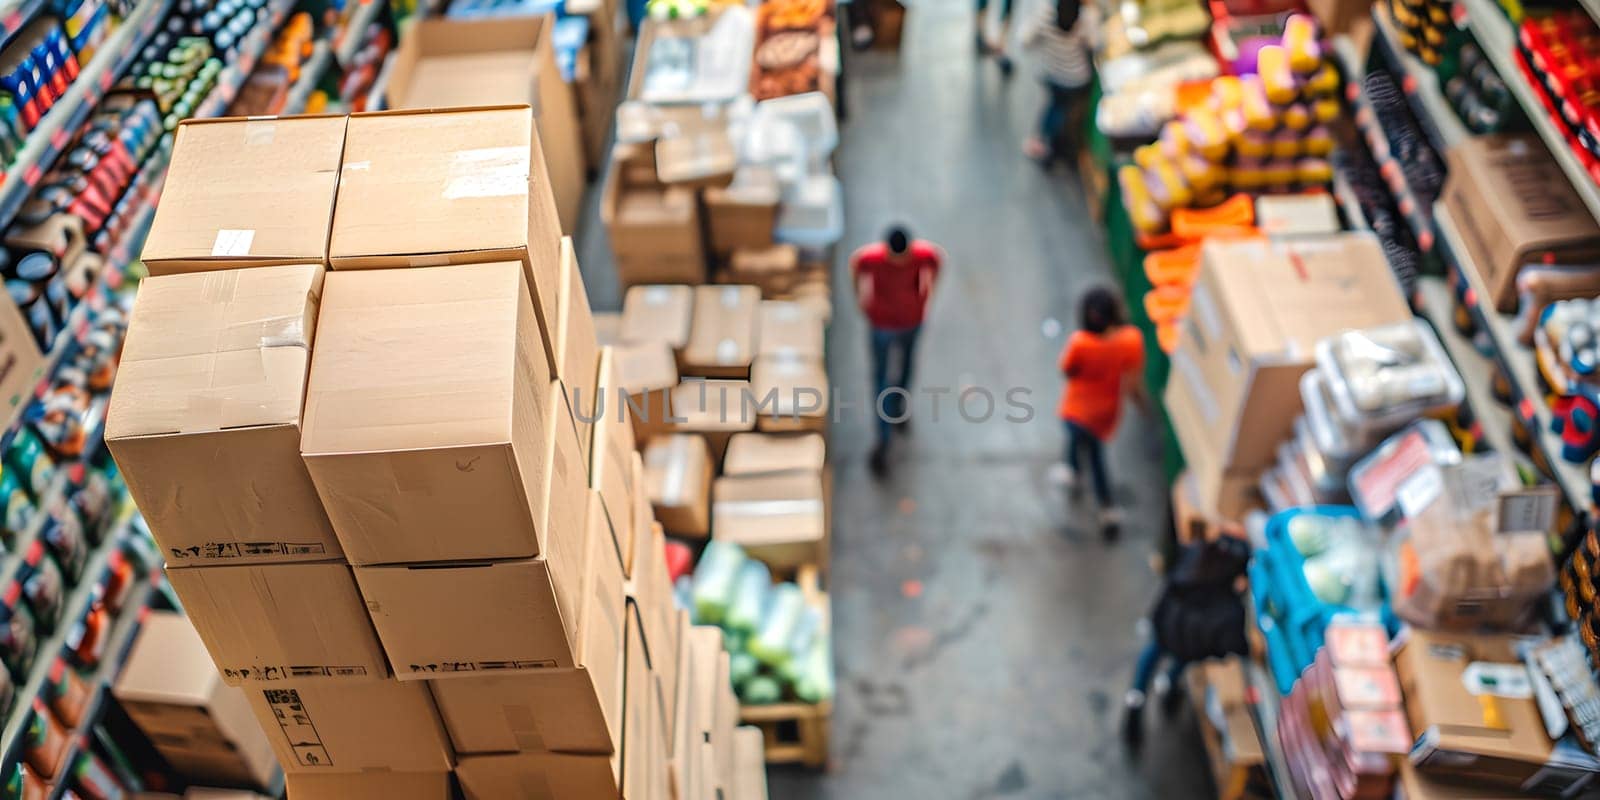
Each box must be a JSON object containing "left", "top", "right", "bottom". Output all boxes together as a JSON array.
[
  {"left": 627, "top": 522, "right": 678, "bottom": 711},
  {"left": 429, "top": 504, "right": 626, "bottom": 754},
  {"left": 595, "top": 311, "right": 622, "bottom": 346},
  {"left": 667, "top": 379, "right": 758, "bottom": 463},
  {"left": 1395, "top": 761, "right": 1530, "bottom": 800},
  {"left": 625, "top": 600, "right": 670, "bottom": 800},
  {"left": 621, "top": 284, "right": 694, "bottom": 351},
  {"left": 245, "top": 678, "right": 453, "bottom": 773},
  {"left": 356, "top": 552, "right": 584, "bottom": 677},
  {"left": 329, "top": 107, "right": 565, "bottom": 367},
  {"left": 112, "top": 612, "right": 277, "bottom": 789},
  {"left": 757, "top": 300, "right": 825, "bottom": 361},
  {"left": 166, "top": 561, "right": 387, "bottom": 684},
  {"left": 300, "top": 263, "right": 566, "bottom": 566},
  {"left": 750, "top": 356, "right": 829, "bottom": 433},
  {"left": 712, "top": 472, "right": 826, "bottom": 570},
  {"left": 557, "top": 237, "right": 600, "bottom": 466},
  {"left": 285, "top": 771, "right": 453, "bottom": 800},
  {"left": 711, "top": 648, "right": 737, "bottom": 798},
  {"left": 723, "top": 432, "right": 826, "bottom": 477},
  {"left": 456, "top": 751, "right": 619, "bottom": 799},
  {"left": 108, "top": 264, "right": 338, "bottom": 565},
  {"left": 704, "top": 168, "right": 780, "bottom": 256},
  {"left": 729, "top": 245, "right": 800, "bottom": 296},
  {"left": 0, "top": 290, "right": 44, "bottom": 431},
  {"left": 684, "top": 285, "right": 759, "bottom": 379},
  {"left": 659, "top": 609, "right": 689, "bottom": 760},
  {"left": 1444, "top": 134, "right": 1600, "bottom": 312},
  {"left": 591, "top": 360, "right": 639, "bottom": 571},
  {"left": 607, "top": 341, "right": 680, "bottom": 444},
  {"left": 142, "top": 116, "right": 346, "bottom": 274},
  {"left": 732, "top": 727, "right": 768, "bottom": 800},
  {"left": 654, "top": 128, "right": 736, "bottom": 188},
  {"left": 642, "top": 434, "right": 711, "bottom": 537},
  {"left": 1396, "top": 629, "right": 1590, "bottom": 793},
  {"left": 1164, "top": 235, "right": 1410, "bottom": 503},
  {"left": 573, "top": 46, "right": 617, "bottom": 170},
  {"left": 186, "top": 790, "right": 272, "bottom": 800},
  {"left": 383, "top": 17, "right": 587, "bottom": 235},
  {"left": 602, "top": 173, "right": 705, "bottom": 287}
]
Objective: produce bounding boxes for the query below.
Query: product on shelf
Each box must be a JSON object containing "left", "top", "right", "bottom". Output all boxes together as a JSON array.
[{"left": 1444, "top": 41, "right": 1518, "bottom": 135}]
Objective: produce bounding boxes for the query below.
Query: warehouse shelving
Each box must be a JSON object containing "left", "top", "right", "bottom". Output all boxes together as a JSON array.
[
  {"left": 1415, "top": 276, "right": 1521, "bottom": 461},
  {"left": 0, "top": 0, "right": 46, "bottom": 45},
  {"left": 334, "top": 0, "right": 382, "bottom": 67},
  {"left": 0, "top": 0, "right": 172, "bottom": 228},
  {"left": 1457, "top": 0, "right": 1600, "bottom": 224},
  {"left": 193, "top": 0, "right": 300, "bottom": 117},
  {"left": 1435, "top": 202, "right": 1595, "bottom": 514},
  {"left": 1368, "top": 4, "right": 1466, "bottom": 155},
  {"left": 284, "top": 39, "right": 333, "bottom": 113}
]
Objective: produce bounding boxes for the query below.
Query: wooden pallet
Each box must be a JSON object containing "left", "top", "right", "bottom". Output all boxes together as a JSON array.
[{"left": 739, "top": 563, "right": 832, "bottom": 768}]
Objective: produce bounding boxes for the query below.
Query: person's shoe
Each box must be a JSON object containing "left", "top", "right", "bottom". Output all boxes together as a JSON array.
[
  {"left": 1121, "top": 690, "right": 1146, "bottom": 749},
  {"left": 1101, "top": 506, "right": 1123, "bottom": 540},
  {"left": 1047, "top": 462, "right": 1077, "bottom": 488},
  {"left": 996, "top": 54, "right": 1014, "bottom": 77},
  {"left": 1023, "top": 137, "right": 1051, "bottom": 162},
  {"left": 869, "top": 444, "right": 890, "bottom": 477},
  {"left": 1159, "top": 675, "right": 1187, "bottom": 718}
]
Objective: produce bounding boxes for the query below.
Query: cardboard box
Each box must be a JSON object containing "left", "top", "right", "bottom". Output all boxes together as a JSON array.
[
  {"left": 654, "top": 128, "right": 736, "bottom": 188},
  {"left": 142, "top": 116, "right": 346, "bottom": 274},
  {"left": 750, "top": 355, "right": 829, "bottom": 433},
  {"left": 0, "top": 290, "right": 44, "bottom": 430},
  {"left": 456, "top": 751, "right": 620, "bottom": 799},
  {"left": 630, "top": 460, "right": 654, "bottom": 573},
  {"left": 732, "top": 727, "right": 768, "bottom": 800},
  {"left": 1396, "top": 761, "right": 1531, "bottom": 800},
  {"left": 329, "top": 107, "right": 565, "bottom": 367},
  {"left": 557, "top": 237, "right": 600, "bottom": 467},
  {"left": 605, "top": 341, "right": 679, "bottom": 443},
  {"left": 757, "top": 299, "right": 824, "bottom": 361},
  {"left": 683, "top": 285, "right": 759, "bottom": 379},
  {"left": 428, "top": 506, "right": 626, "bottom": 754},
  {"left": 166, "top": 561, "right": 387, "bottom": 684},
  {"left": 723, "top": 432, "right": 826, "bottom": 477},
  {"left": 667, "top": 379, "right": 758, "bottom": 463},
  {"left": 704, "top": 168, "right": 780, "bottom": 256},
  {"left": 621, "top": 284, "right": 694, "bottom": 351},
  {"left": 712, "top": 472, "right": 826, "bottom": 570},
  {"left": 108, "top": 264, "right": 339, "bottom": 565},
  {"left": 245, "top": 678, "right": 453, "bottom": 773},
  {"left": 1164, "top": 235, "right": 1411, "bottom": 506},
  {"left": 591, "top": 358, "right": 639, "bottom": 571},
  {"left": 594, "top": 311, "right": 622, "bottom": 346},
  {"left": 112, "top": 612, "right": 277, "bottom": 789},
  {"left": 660, "top": 609, "right": 689, "bottom": 760},
  {"left": 384, "top": 17, "right": 587, "bottom": 235},
  {"left": 729, "top": 244, "right": 800, "bottom": 296},
  {"left": 1444, "top": 134, "right": 1600, "bottom": 313},
  {"left": 602, "top": 174, "right": 705, "bottom": 288},
  {"left": 625, "top": 600, "right": 670, "bottom": 800},
  {"left": 284, "top": 771, "right": 453, "bottom": 800},
  {"left": 301, "top": 263, "right": 566, "bottom": 566},
  {"left": 642, "top": 434, "right": 711, "bottom": 537},
  {"left": 1396, "top": 629, "right": 1594, "bottom": 794},
  {"left": 573, "top": 45, "right": 620, "bottom": 170},
  {"left": 627, "top": 522, "right": 678, "bottom": 712}
]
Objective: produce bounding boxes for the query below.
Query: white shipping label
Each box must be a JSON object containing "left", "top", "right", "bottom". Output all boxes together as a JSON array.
[
  {"left": 1462, "top": 662, "right": 1534, "bottom": 699},
  {"left": 1395, "top": 464, "right": 1444, "bottom": 520},
  {"left": 211, "top": 229, "right": 254, "bottom": 257}
]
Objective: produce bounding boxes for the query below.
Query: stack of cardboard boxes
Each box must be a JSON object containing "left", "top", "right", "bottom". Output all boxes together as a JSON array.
[{"left": 105, "top": 107, "right": 769, "bottom": 798}]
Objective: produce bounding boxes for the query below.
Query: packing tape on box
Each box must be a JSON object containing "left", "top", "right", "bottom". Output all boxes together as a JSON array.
[
  {"left": 210, "top": 229, "right": 255, "bottom": 257},
  {"left": 444, "top": 147, "right": 531, "bottom": 201},
  {"left": 501, "top": 704, "right": 547, "bottom": 752},
  {"left": 715, "top": 338, "right": 740, "bottom": 364},
  {"left": 243, "top": 120, "right": 275, "bottom": 145},
  {"left": 198, "top": 270, "right": 239, "bottom": 303},
  {"left": 654, "top": 435, "right": 693, "bottom": 507}
]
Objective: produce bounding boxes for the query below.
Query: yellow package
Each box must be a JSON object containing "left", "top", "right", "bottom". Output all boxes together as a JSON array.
[{"left": 1258, "top": 45, "right": 1298, "bottom": 105}]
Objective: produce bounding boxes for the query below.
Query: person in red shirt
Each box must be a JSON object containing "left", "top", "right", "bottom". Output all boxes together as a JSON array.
[
  {"left": 850, "top": 225, "right": 941, "bottom": 475},
  {"left": 1053, "top": 286, "right": 1146, "bottom": 530}
]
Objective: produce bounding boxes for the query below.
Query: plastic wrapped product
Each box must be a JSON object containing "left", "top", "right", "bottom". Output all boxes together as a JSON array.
[
  {"left": 1317, "top": 321, "right": 1465, "bottom": 436},
  {"left": 725, "top": 560, "right": 771, "bottom": 636},
  {"left": 1257, "top": 45, "right": 1298, "bottom": 105},
  {"left": 793, "top": 633, "right": 832, "bottom": 703},
  {"left": 750, "top": 583, "right": 803, "bottom": 668},
  {"left": 1346, "top": 419, "right": 1461, "bottom": 523},
  {"left": 691, "top": 540, "right": 746, "bottom": 625}
]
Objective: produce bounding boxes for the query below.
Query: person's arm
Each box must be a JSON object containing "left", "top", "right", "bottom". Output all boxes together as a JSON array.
[
  {"left": 1016, "top": 0, "right": 1049, "bottom": 48},
  {"left": 1060, "top": 336, "right": 1081, "bottom": 378},
  {"left": 1122, "top": 329, "right": 1150, "bottom": 413},
  {"left": 1080, "top": 3, "right": 1103, "bottom": 50},
  {"left": 850, "top": 251, "right": 873, "bottom": 312},
  {"left": 917, "top": 243, "right": 944, "bottom": 305}
]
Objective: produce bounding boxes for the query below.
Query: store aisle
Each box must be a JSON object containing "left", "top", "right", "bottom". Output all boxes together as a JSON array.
[{"left": 581, "top": 1, "right": 1211, "bottom": 795}]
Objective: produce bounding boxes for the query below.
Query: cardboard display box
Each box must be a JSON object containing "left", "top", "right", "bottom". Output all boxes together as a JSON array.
[
  {"left": 591, "top": 358, "right": 640, "bottom": 572},
  {"left": 1444, "top": 140, "right": 1600, "bottom": 313},
  {"left": 1396, "top": 629, "right": 1594, "bottom": 794},
  {"left": 621, "top": 284, "right": 694, "bottom": 352},
  {"left": 1164, "top": 235, "right": 1411, "bottom": 516},
  {"left": 683, "top": 285, "right": 759, "bottom": 379},
  {"left": 108, "top": 264, "right": 339, "bottom": 565},
  {"left": 605, "top": 341, "right": 679, "bottom": 443},
  {"left": 712, "top": 471, "right": 826, "bottom": 571},
  {"left": 660, "top": 609, "right": 689, "bottom": 761},
  {"left": 723, "top": 432, "right": 826, "bottom": 477},
  {"left": 429, "top": 507, "right": 626, "bottom": 755},
  {"left": 167, "top": 561, "right": 388, "bottom": 685},
  {"left": 142, "top": 116, "right": 346, "bottom": 274},
  {"left": 301, "top": 263, "right": 572, "bottom": 566},
  {"left": 666, "top": 379, "right": 758, "bottom": 464},
  {"left": 757, "top": 300, "right": 825, "bottom": 361},
  {"left": 328, "top": 107, "right": 565, "bottom": 368},
  {"left": 556, "top": 237, "right": 600, "bottom": 467},
  {"left": 112, "top": 612, "right": 277, "bottom": 790},
  {"left": 750, "top": 356, "right": 829, "bottom": 433},
  {"left": 642, "top": 434, "right": 712, "bottom": 537},
  {"left": 704, "top": 168, "right": 780, "bottom": 256},
  {"left": 383, "top": 17, "right": 587, "bottom": 236},
  {"left": 602, "top": 148, "right": 705, "bottom": 288},
  {"left": 244, "top": 678, "right": 453, "bottom": 773},
  {"left": 284, "top": 771, "right": 454, "bottom": 800}
]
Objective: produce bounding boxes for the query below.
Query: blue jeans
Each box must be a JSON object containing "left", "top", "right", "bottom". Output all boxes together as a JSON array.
[
  {"left": 1065, "top": 420, "right": 1111, "bottom": 506},
  {"left": 1131, "top": 640, "right": 1187, "bottom": 700},
  {"left": 1040, "top": 81, "right": 1091, "bottom": 161},
  {"left": 870, "top": 325, "right": 920, "bottom": 444}
]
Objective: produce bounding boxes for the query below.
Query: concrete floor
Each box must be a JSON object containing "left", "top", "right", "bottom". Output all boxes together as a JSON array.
[{"left": 578, "top": 2, "right": 1213, "bottom": 796}]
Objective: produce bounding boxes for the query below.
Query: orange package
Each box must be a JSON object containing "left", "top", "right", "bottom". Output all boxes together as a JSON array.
[
  {"left": 1171, "top": 194, "right": 1257, "bottom": 240},
  {"left": 1143, "top": 243, "right": 1202, "bottom": 288},
  {"left": 1144, "top": 285, "right": 1191, "bottom": 325}
]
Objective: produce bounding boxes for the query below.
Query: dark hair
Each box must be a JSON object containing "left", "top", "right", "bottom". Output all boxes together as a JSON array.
[
  {"left": 1056, "top": 0, "right": 1081, "bottom": 31},
  {"left": 1080, "top": 286, "right": 1123, "bottom": 334},
  {"left": 886, "top": 226, "right": 910, "bottom": 254}
]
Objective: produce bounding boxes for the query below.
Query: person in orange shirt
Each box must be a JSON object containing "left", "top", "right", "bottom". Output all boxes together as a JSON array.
[{"left": 1051, "top": 286, "right": 1146, "bottom": 530}]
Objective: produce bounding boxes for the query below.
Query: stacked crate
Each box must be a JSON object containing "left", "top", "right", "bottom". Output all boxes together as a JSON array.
[{"left": 104, "top": 106, "right": 743, "bottom": 798}]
